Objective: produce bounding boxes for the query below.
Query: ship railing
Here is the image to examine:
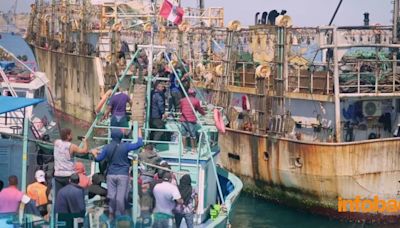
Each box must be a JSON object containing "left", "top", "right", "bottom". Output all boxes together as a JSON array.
[
  {"left": 88, "top": 120, "right": 217, "bottom": 194},
  {"left": 191, "top": 59, "right": 259, "bottom": 87},
  {"left": 89, "top": 118, "right": 214, "bottom": 183},
  {"left": 164, "top": 53, "right": 226, "bottom": 205},
  {"left": 337, "top": 59, "right": 400, "bottom": 96},
  {"left": 183, "top": 7, "right": 225, "bottom": 27},
  {"left": 317, "top": 25, "right": 393, "bottom": 49},
  {"left": 0, "top": 114, "right": 25, "bottom": 134},
  {"left": 100, "top": 4, "right": 224, "bottom": 29},
  {"left": 287, "top": 62, "right": 333, "bottom": 95},
  {"left": 286, "top": 59, "right": 400, "bottom": 97}
]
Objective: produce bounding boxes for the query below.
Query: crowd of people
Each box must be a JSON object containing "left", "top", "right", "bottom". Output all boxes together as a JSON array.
[
  {"left": 0, "top": 53, "right": 207, "bottom": 227},
  {"left": 148, "top": 60, "right": 206, "bottom": 154},
  {"left": 106, "top": 51, "right": 206, "bottom": 153},
  {"left": 0, "top": 129, "right": 198, "bottom": 227}
]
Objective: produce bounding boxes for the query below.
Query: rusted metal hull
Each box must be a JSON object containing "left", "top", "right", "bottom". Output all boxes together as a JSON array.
[
  {"left": 33, "top": 46, "right": 103, "bottom": 124},
  {"left": 220, "top": 128, "right": 400, "bottom": 223}
]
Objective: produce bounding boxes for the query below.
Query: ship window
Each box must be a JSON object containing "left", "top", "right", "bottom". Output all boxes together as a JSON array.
[
  {"left": 228, "top": 153, "right": 240, "bottom": 160},
  {"left": 263, "top": 151, "right": 269, "bottom": 161},
  {"left": 34, "top": 86, "right": 45, "bottom": 98},
  {"left": 294, "top": 157, "right": 303, "bottom": 168},
  {"left": 16, "top": 91, "right": 26, "bottom": 97}
]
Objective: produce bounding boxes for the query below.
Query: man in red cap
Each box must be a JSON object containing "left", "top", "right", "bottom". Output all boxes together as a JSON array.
[{"left": 179, "top": 88, "right": 206, "bottom": 153}]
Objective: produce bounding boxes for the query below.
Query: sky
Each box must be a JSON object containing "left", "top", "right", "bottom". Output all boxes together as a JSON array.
[{"left": 2, "top": 0, "right": 394, "bottom": 27}]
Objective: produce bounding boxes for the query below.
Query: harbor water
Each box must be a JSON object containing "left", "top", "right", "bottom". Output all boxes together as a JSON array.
[{"left": 2, "top": 33, "right": 397, "bottom": 228}]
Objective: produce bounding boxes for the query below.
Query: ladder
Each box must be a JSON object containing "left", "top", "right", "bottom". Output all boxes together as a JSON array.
[{"left": 130, "top": 84, "right": 147, "bottom": 127}]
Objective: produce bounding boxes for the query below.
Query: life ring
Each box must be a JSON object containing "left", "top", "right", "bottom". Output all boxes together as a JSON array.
[
  {"left": 196, "top": 63, "right": 206, "bottom": 75},
  {"left": 143, "top": 23, "right": 152, "bottom": 32},
  {"left": 178, "top": 21, "right": 191, "bottom": 32},
  {"left": 214, "top": 109, "right": 226, "bottom": 133},
  {"left": 106, "top": 54, "right": 112, "bottom": 62},
  {"left": 60, "top": 15, "right": 67, "bottom": 24},
  {"left": 95, "top": 89, "right": 112, "bottom": 113},
  {"left": 255, "top": 64, "right": 271, "bottom": 79},
  {"left": 215, "top": 64, "right": 223, "bottom": 77},
  {"left": 227, "top": 20, "right": 241, "bottom": 32},
  {"left": 276, "top": 15, "right": 293, "bottom": 28}
]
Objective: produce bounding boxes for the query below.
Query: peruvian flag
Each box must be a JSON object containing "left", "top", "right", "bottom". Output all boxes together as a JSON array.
[{"left": 159, "top": 0, "right": 184, "bottom": 25}]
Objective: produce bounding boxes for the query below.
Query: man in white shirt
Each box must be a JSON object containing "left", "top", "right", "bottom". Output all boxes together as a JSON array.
[{"left": 152, "top": 172, "right": 183, "bottom": 228}]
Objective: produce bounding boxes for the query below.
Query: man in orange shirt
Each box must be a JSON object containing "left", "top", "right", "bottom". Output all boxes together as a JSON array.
[
  {"left": 74, "top": 162, "right": 91, "bottom": 189},
  {"left": 27, "top": 170, "right": 49, "bottom": 216}
]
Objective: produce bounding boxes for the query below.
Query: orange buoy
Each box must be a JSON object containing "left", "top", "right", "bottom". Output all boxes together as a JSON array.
[
  {"left": 214, "top": 109, "right": 226, "bottom": 133},
  {"left": 95, "top": 89, "right": 112, "bottom": 113}
]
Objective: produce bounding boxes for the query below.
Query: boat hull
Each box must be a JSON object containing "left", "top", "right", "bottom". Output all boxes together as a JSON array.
[
  {"left": 206, "top": 167, "right": 243, "bottom": 227},
  {"left": 219, "top": 128, "right": 400, "bottom": 223},
  {"left": 33, "top": 46, "right": 103, "bottom": 125}
]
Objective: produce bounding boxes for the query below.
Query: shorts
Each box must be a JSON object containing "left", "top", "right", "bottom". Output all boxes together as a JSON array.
[{"left": 181, "top": 122, "right": 197, "bottom": 138}]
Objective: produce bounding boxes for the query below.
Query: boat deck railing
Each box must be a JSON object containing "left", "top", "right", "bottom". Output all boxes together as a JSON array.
[
  {"left": 192, "top": 57, "right": 400, "bottom": 100},
  {"left": 79, "top": 45, "right": 228, "bottom": 221},
  {"left": 0, "top": 114, "right": 25, "bottom": 135}
]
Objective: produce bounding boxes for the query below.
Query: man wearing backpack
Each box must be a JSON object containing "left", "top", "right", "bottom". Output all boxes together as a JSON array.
[{"left": 92, "top": 128, "right": 143, "bottom": 219}]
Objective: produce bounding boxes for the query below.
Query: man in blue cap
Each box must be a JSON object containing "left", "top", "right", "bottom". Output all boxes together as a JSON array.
[{"left": 92, "top": 128, "right": 143, "bottom": 219}]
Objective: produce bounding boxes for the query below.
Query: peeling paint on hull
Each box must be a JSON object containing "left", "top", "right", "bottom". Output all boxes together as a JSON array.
[{"left": 220, "top": 128, "right": 400, "bottom": 223}]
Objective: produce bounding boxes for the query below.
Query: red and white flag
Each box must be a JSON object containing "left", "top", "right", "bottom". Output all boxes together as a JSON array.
[{"left": 159, "top": 0, "right": 184, "bottom": 25}]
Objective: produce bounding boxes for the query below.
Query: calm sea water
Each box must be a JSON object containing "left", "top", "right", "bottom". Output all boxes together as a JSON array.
[{"left": 3, "top": 33, "right": 394, "bottom": 228}]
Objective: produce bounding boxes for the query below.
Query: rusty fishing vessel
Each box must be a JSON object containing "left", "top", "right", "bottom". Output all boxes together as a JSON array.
[{"left": 25, "top": 0, "right": 400, "bottom": 223}]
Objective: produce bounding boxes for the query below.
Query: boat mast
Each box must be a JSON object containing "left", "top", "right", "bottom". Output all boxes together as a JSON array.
[
  {"left": 198, "top": 0, "right": 204, "bottom": 10},
  {"left": 79, "top": 0, "right": 87, "bottom": 55},
  {"left": 328, "top": 0, "right": 344, "bottom": 142},
  {"left": 393, "top": 0, "right": 399, "bottom": 43},
  {"left": 51, "top": 0, "right": 55, "bottom": 48}
]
